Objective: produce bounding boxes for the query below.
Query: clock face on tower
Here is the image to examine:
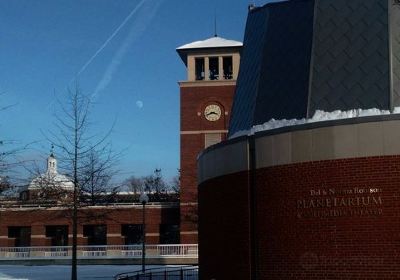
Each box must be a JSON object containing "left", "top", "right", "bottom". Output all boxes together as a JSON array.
[{"left": 204, "top": 104, "right": 222, "bottom": 121}]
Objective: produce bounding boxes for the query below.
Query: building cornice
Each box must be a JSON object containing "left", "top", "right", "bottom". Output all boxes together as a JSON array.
[{"left": 178, "top": 80, "right": 236, "bottom": 87}]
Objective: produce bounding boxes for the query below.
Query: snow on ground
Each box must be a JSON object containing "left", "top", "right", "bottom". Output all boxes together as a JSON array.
[
  {"left": 0, "top": 265, "right": 165, "bottom": 280},
  {"left": 229, "top": 108, "right": 396, "bottom": 139}
]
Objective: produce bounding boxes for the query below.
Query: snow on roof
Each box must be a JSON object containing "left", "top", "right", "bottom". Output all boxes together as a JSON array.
[
  {"left": 229, "top": 108, "right": 400, "bottom": 139},
  {"left": 28, "top": 173, "right": 74, "bottom": 190},
  {"left": 177, "top": 36, "right": 243, "bottom": 50}
]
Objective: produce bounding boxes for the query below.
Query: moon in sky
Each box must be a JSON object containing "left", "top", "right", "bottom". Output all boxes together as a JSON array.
[{"left": 136, "top": 100, "right": 144, "bottom": 109}]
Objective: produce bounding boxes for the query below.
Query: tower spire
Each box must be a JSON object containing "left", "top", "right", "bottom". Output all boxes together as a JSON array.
[{"left": 214, "top": 7, "right": 218, "bottom": 37}]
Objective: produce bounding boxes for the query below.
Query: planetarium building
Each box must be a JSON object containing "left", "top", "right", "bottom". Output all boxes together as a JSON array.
[{"left": 198, "top": 0, "right": 400, "bottom": 279}]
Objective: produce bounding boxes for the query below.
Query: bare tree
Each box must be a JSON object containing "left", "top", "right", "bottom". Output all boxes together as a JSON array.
[
  {"left": 170, "top": 169, "right": 180, "bottom": 194},
  {"left": 0, "top": 93, "right": 27, "bottom": 194},
  {"left": 0, "top": 176, "right": 11, "bottom": 193},
  {"left": 124, "top": 175, "right": 143, "bottom": 195},
  {"left": 0, "top": 94, "right": 13, "bottom": 177},
  {"left": 79, "top": 146, "right": 119, "bottom": 206},
  {"left": 47, "top": 85, "right": 114, "bottom": 280},
  {"left": 123, "top": 169, "right": 180, "bottom": 203},
  {"left": 143, "top": 168, "right": 166, "bottom": 195}
]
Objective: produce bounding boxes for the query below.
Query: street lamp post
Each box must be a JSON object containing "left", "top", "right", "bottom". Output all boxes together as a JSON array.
[{"left": 139, "top": 192, "right": 149, "bottom": 273}]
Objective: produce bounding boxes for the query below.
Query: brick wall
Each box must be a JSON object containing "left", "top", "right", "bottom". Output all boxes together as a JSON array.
[
  {"left": 180, "top": 84, "right": 235, "bottom": 243},
  {"left": 0, "top": 205, "right": 179, "bottom": 247},
  {"left": 198, "top": 171, "right": 252, "bottom": 280},
  {"left": 180, "top": 85, "right": 235, "bottom": 131},
  {"left": 199, "top": 156, "right": 400, "bottom": 280}
]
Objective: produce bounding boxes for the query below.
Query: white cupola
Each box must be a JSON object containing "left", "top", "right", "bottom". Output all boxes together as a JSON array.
[{"left": 47, "top": 152, "right": 57, "bottom": 175}]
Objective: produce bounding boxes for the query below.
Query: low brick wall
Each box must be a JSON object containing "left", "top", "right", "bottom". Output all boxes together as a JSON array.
[{"left": 0, "top": 204, "right": 179, "bottom": 246}]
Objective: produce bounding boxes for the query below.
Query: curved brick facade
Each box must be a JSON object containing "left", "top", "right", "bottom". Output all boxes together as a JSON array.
[{"left": 198, "top": 117, "right": 400, "bottom": 280}]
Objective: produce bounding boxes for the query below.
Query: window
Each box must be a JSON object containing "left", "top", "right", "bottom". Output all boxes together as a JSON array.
[
  {"left": 195, "top": 58, "right": 205, "bottom": 80},
  {"left": 20, "top": 191, "right": 28, "bottom": 201},
  {"left": 223, "top": 56, "right": 233, "bottom": 79},
  {"left": 205, "top": 133, "right": 222, "bottom": 148},
  {"left": 121, "top": 224, "right": 143, "bottom": 245},
  {"left": 209, "top": 57, "right": 219, "bottom": 80},
  {"left": 46, "top": 225, "right": 68, "bottom": 246},
  {"left": 159, "top": 224, "right": 180, "bottom": 244},
  {"left": 8, "top": 226, "right": 31, "bottom": 247},
  {"left": 83, "top": 225, "right": 107, "bottom": 245}
]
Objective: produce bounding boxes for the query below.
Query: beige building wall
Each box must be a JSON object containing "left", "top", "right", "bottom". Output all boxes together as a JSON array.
[{"left": 198, "top": 118, "right": 400, "bottom": 184}]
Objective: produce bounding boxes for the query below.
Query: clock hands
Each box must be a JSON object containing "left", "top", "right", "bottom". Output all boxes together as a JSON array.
[{"left": 206, "top": 111, "right": 218, "bottom": 116}]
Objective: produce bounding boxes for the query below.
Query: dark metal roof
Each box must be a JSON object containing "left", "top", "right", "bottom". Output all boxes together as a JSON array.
[
  {"left": 229, "top": 0, "right": 314, "bottom": 135},
  {"left": 229, "top": 0, "right": 396, "bottom": 137}
]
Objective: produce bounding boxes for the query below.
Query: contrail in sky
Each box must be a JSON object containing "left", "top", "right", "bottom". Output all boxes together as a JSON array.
[
  {"left": 73, "top": 0, "right": 148, "bottom": 80},
  {"left": 92, "top": 0, "right": 163, "bottom": 98},
  {"left": 47, "top": 0, "right": 151, "bottom": 110}
]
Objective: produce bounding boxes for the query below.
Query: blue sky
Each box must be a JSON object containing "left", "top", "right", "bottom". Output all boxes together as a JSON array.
[{"left": 0, "top": 0, "right": 270, "bottom": 182}]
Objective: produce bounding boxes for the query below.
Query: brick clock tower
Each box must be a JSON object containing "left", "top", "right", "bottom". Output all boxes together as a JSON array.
[{"left": 176, "top": 36, "right": 242, "bottom": 243}]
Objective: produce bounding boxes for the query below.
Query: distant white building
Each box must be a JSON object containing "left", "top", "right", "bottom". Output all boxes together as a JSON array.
[
  {"left": 23, "top": 151, "right": 73, "bottom": 201},
  {"left": 28, "top": 152, "right": 73, "bottom": 191}
]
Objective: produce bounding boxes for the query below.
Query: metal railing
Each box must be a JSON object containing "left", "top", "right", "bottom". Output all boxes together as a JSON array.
[
  {"left": 114, "top": 265, "right": 199, "bottom": 280},
  {"left": 0, "top": 244, "right": 198, "bottom": 260},
  {"left": 0, "top": 202, "right": 179, "bottom": 209}
]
